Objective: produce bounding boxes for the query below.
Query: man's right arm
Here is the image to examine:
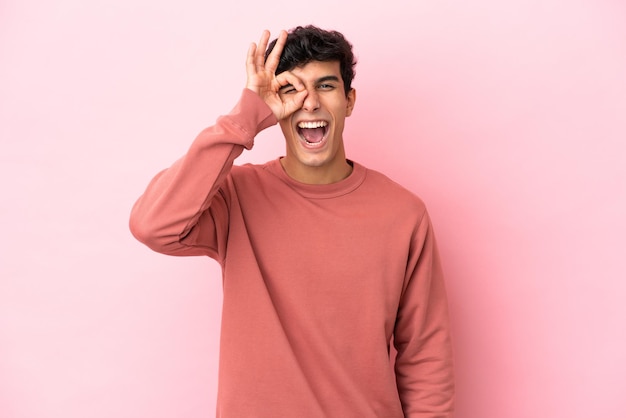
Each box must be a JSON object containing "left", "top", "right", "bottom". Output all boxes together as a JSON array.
[
  {"left": 129, "top": 89, "right": 276, "bottom": 260},
  {"left": 129, "top": 29, "right": 306, "bottom": 260}
]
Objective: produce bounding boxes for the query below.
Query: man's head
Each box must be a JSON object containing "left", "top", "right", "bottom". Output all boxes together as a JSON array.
[{"left": 265, "top": 25, "right": 357, "bottom": 96}]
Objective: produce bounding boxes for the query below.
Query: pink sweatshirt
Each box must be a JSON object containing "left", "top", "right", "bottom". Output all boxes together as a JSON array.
[{"left": 130, "top": 89, "right": 454, "bottom": 417}]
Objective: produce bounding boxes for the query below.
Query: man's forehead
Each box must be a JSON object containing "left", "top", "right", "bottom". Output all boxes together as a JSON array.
[{"left": 289, "top": 60, "right": 342, "bottom": 81}]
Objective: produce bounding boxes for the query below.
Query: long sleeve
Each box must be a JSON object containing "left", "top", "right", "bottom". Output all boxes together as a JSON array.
[
  {"left": 129, "top": 89, "right": 277, "bottom": 261},
  {"left": 393, "top": 210, "right": 455, "bottom": 418}
]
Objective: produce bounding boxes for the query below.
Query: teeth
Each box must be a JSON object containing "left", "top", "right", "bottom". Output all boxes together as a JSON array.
[{"left": 297, "top": 121, "right": 328, "bottom": 129}]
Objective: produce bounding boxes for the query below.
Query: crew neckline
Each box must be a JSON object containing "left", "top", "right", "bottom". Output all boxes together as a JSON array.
[{"left": 265, "top": 158, "right": 367, "bottom": 199}]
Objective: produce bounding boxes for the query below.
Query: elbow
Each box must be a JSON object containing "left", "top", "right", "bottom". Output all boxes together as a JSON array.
[
  {"left": 128, "top": 205, "right": 169, "bottom": 251},
  {"left": 129, "top": 211, "right": 158, "bottom": 248},
  {"left": 128, "top": 206, "right": 188, "bottom": 256}
]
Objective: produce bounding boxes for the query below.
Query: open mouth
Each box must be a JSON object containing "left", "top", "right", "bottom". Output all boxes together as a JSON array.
[{"left": 297, "top": 120, "right": 329, "bottom": 146}]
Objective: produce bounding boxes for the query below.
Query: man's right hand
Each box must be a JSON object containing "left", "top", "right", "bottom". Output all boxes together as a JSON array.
[{"left": 245, "top": 30, "right": 308, "bottom": 121}]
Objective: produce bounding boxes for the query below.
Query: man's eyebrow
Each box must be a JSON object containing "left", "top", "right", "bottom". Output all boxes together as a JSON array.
[
  {"left": 279, "top": 75, "right": 340, "bottom": 92},
  {"left": 317, "top": 75, "right": 340, "bottom": 84}
]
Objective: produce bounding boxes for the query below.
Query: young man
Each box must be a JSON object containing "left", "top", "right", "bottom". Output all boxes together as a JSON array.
[{"left": 130, "top": 26, "right": 454, "bottom": 417}]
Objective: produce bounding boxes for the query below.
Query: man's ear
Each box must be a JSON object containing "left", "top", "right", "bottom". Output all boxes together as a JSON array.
[{"left": 345, "top": 88, "right": 356, "bottom": 117}]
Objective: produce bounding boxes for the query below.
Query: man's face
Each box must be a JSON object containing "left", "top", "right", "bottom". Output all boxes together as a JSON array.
[{"left": 278, "top": 60, "right": 356, "bottom": 184}]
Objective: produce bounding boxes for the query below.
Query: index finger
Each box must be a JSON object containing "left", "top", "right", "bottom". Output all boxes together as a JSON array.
[{"left": 264, "top": 30, "right": 287, "bottom": 74}]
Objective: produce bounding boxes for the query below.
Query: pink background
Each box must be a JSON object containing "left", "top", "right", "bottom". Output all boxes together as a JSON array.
[{"left": 2, "top": 1, "right": 625, "bottom": 417}]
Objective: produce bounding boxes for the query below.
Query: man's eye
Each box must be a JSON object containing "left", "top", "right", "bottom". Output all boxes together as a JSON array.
[
  {"left": 280, "top": 87, "right": 297, "bottom": 94},
  {"left": 318, "top": 84, "right": 334, "bottom": 90}
]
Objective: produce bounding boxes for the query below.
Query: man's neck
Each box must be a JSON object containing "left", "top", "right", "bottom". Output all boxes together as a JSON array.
[{"left": 279, "top": 158, "right": 353, "bottom": 185}]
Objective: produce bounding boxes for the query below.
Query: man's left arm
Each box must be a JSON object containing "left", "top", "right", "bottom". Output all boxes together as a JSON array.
[{"left": 394, "top": 210, "right": 455, "bottom": 418}]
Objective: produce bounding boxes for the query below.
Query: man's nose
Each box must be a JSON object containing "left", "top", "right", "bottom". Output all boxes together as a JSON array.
[{"left": 302, "top": 89, "right": 320, "bottom": 112}]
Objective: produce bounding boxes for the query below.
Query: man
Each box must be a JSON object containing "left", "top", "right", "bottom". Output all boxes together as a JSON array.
[{"left": 130, "top": 25, "right": 454, "bottom": 417}]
